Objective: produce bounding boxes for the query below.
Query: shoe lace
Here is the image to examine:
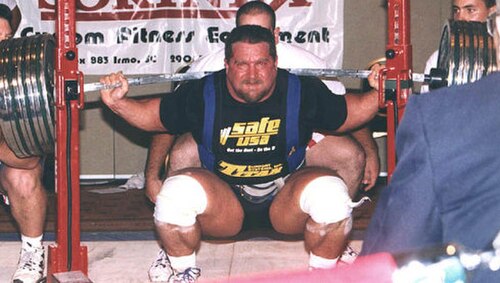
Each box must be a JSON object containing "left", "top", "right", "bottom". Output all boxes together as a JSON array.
[
  {"left": 339, "top": 245, "right": 358, "bottom": 264},
  {"left": 151, "top": 249, "right": 170, "bottom": 269},
  {"left": 18, "top": 247, "right": 44, "bottom": 272},
  {"left": 170, "top": 267, "right": 201, "bottom": 283},
  {"left": 345, "top": 245, "right": 358, "bottom": 257}
]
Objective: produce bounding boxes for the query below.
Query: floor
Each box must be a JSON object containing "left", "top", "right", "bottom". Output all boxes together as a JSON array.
[
  {"left": 0, "top": 178, "right": 383, "bottom": 282},
  {"left": 0, "top": 239, "right": 365, "bottom": 282}
]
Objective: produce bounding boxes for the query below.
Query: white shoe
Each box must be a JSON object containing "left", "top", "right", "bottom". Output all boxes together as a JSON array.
[
  {"left": 148, "top": 249, "right": 201, "bottom": 283},
  {"left": 339, "top": 244, "right": 358, "bottom": 265},
  {"left": 169, "top": 267, "right": 201, "bottom": 283},
  {"left": 119, "top": 172, "right": 145, "bottom": 190},
  {"left": 149, "top": 249, "right": 174, "bottom": 282},
  {"left": 12, "top": 245, "right": 45, "bottom": 283}
]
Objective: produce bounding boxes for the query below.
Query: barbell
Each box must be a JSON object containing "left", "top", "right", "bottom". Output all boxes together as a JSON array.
[
  {"left": 436, "top": 20, "right": 497, "bottom": 89},
  {"left": 0, "top": 34, "right": 55, "bottom": 158},
  {"left": 83, "top": 68, "right": 440, "bottom": 93},
  {"left": 0, "top": 20, "right": 496, "bottom": 158}
]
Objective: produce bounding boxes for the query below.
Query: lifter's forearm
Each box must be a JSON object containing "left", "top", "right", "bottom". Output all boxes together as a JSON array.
[
  {"left": 146, "top": 133, "right": 176, "bottom": 180},
  {"left": 145, "top": 133, "right": 177, "bottom": 202},
  {"left": 337, "top": 65, "right": 381, "bottom": 132},
  {"left": 351, "top": 127, "right": 378, "bottom": 159}
]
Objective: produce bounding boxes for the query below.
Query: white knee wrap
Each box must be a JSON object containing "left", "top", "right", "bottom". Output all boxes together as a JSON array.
[
  {"left": 154, "top": 175, "right": 208, "bottom": 227},
  {"left": 299, "top": 176, "right": 353, "bottom": 224}
]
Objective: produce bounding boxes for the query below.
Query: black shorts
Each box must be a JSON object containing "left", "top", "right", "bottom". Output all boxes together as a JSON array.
[
  {"left": 233, "top": 189, "right": 274, "bottom": 230},
  {"left": 230, "top": 176, "right": 288, "bottom": 231}
]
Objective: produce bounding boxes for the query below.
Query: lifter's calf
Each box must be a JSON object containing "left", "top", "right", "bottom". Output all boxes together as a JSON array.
[
  {"left": 304, "top": 217, "right": 352, "bottom": 259},
  {"left": 0, "top": 164, "right": 46, "bottom": 237},
  {"left": 154, "top": 171, "right": 243, "bottom": 257},
  {"left": 299, "top": 175, "right": 355, "bottom": 262},
  {"left": 156, "top": 222, "right": 202, "bottom": 257}
]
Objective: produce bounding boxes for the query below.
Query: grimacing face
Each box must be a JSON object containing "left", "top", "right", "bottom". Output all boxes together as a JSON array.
[
  {"left": 452, "top": 0, "right": 495, "bottom": 21},
  {"left": 225, "top": 41, "right": 278, "bottom": 104}
]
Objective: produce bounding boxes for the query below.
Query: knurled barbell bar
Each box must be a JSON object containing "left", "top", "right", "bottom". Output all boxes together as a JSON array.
[
  {"left": 82, "top": 68, "right": 443, "bottom": 93},
  {"left": 0, "top": 20, "right": 496, "bottom": 158}
]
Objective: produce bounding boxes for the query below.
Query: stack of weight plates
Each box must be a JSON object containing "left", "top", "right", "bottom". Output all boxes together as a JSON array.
[
  {"left": 436, "top": 20, "right": 497, "bottom": 89},
  {"left": 0, "top": 34, "right": 55, "bottom": 158}
]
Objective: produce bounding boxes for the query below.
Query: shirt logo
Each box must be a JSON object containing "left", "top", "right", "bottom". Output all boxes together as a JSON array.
[
  {"left": 219, "top": 161, "right": 283, "bottom": 178},
  {"left": 220, "top": 117, "right": 281, "bottom": 147}
]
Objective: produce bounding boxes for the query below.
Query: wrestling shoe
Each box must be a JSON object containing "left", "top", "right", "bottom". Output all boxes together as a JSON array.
[
  {"left": 338, "top": 244, "right": 359, "bottom": 265},
  {"left": 169, "top": 267, "right": 201, "bottom": 283},
  {"left": 12, "top": 245, "right": 45, "bottom": 283},
  {"left": 149, "top": 249, "right": 174, "bottom": 282}
]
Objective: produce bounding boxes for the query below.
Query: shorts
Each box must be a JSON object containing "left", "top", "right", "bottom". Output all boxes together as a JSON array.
[
  {"left": 231, "top": 176, "right": 288, "bottom": 230},
  {"left": 236, "top": 193, "right": 273, "bottom": 230}
]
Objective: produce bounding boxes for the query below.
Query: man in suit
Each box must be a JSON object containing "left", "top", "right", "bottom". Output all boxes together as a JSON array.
[{"left": 361, "top": 2, "right": 500, "bottom": 282}]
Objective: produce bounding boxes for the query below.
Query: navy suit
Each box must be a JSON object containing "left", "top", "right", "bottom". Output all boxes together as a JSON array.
[{"left": 361, "top": 73, "right": 500, "bottom": 282}]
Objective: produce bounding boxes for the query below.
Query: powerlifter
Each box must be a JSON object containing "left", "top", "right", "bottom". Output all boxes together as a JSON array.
[{"left": 100, "top": 25, "right": 381, "bottom": 282}]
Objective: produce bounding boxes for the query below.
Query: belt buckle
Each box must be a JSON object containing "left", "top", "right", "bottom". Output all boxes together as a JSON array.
[{"left": 237, "top": 185, "right": 271, "bottom": 204}]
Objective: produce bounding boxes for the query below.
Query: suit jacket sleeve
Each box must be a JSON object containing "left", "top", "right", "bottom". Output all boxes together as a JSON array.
[{"left": 361, "top": 95, "right": 442, "bottom": 255}]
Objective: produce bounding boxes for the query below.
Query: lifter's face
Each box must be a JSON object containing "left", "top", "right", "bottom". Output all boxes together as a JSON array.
[
  {"left": 225, "top": 41, "right": 277, "bottom": 104},
  {"left": 0, "top": 18, "right": 12, "bottom": 41},
  {"left": 453, "top": 0, "right": 495, "bottom": 21}
]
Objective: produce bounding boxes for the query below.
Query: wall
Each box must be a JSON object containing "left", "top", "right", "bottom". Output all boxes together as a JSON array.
[
  {"left": 341, "top": 0, "right": 451, "bottom": 89},
  {"left": 79, "top": 0, "right": 452, "bottom": 178}
]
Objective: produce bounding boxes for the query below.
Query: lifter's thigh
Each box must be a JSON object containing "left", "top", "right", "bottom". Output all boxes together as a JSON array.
[
  {"left": 306, "top": 134, "right": 364, "bottom": 193},
  {"left": 167, "top": 133, "right": 201, "bottom": 175}
]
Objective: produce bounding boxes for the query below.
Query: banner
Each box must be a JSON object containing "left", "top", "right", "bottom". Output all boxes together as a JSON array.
[{"left": 16, "top": 0, "right": 343, "bottom": 75}]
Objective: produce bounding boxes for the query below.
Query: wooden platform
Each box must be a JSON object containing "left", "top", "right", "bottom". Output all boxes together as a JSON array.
[{"left": 0, "top": 179, "right": 384, "bottom": 235}]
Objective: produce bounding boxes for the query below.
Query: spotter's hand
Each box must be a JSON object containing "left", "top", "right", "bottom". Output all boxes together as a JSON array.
[
  {"left": 367, "top": 64, "right": 382, "bottom": 91},
  {"left": 99, "top": 72, "right": 129, "bottom": 108}
]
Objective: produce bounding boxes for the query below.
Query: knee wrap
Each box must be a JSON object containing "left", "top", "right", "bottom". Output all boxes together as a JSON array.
[
  {"left": 299, "top": 176, "right": 353, "bottom": 224},
  {"left": 154, "top": 175, "right": 208, "bottom": 227}
]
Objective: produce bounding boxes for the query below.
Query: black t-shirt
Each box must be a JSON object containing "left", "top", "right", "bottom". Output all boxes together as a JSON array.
[{"left": 160, "top": 69, "right": 347, "bottom": 184}]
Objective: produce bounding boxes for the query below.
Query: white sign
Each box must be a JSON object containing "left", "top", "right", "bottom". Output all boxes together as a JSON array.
[{"left": 16, "top": 0, "right": 343, "bottom": 75}]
